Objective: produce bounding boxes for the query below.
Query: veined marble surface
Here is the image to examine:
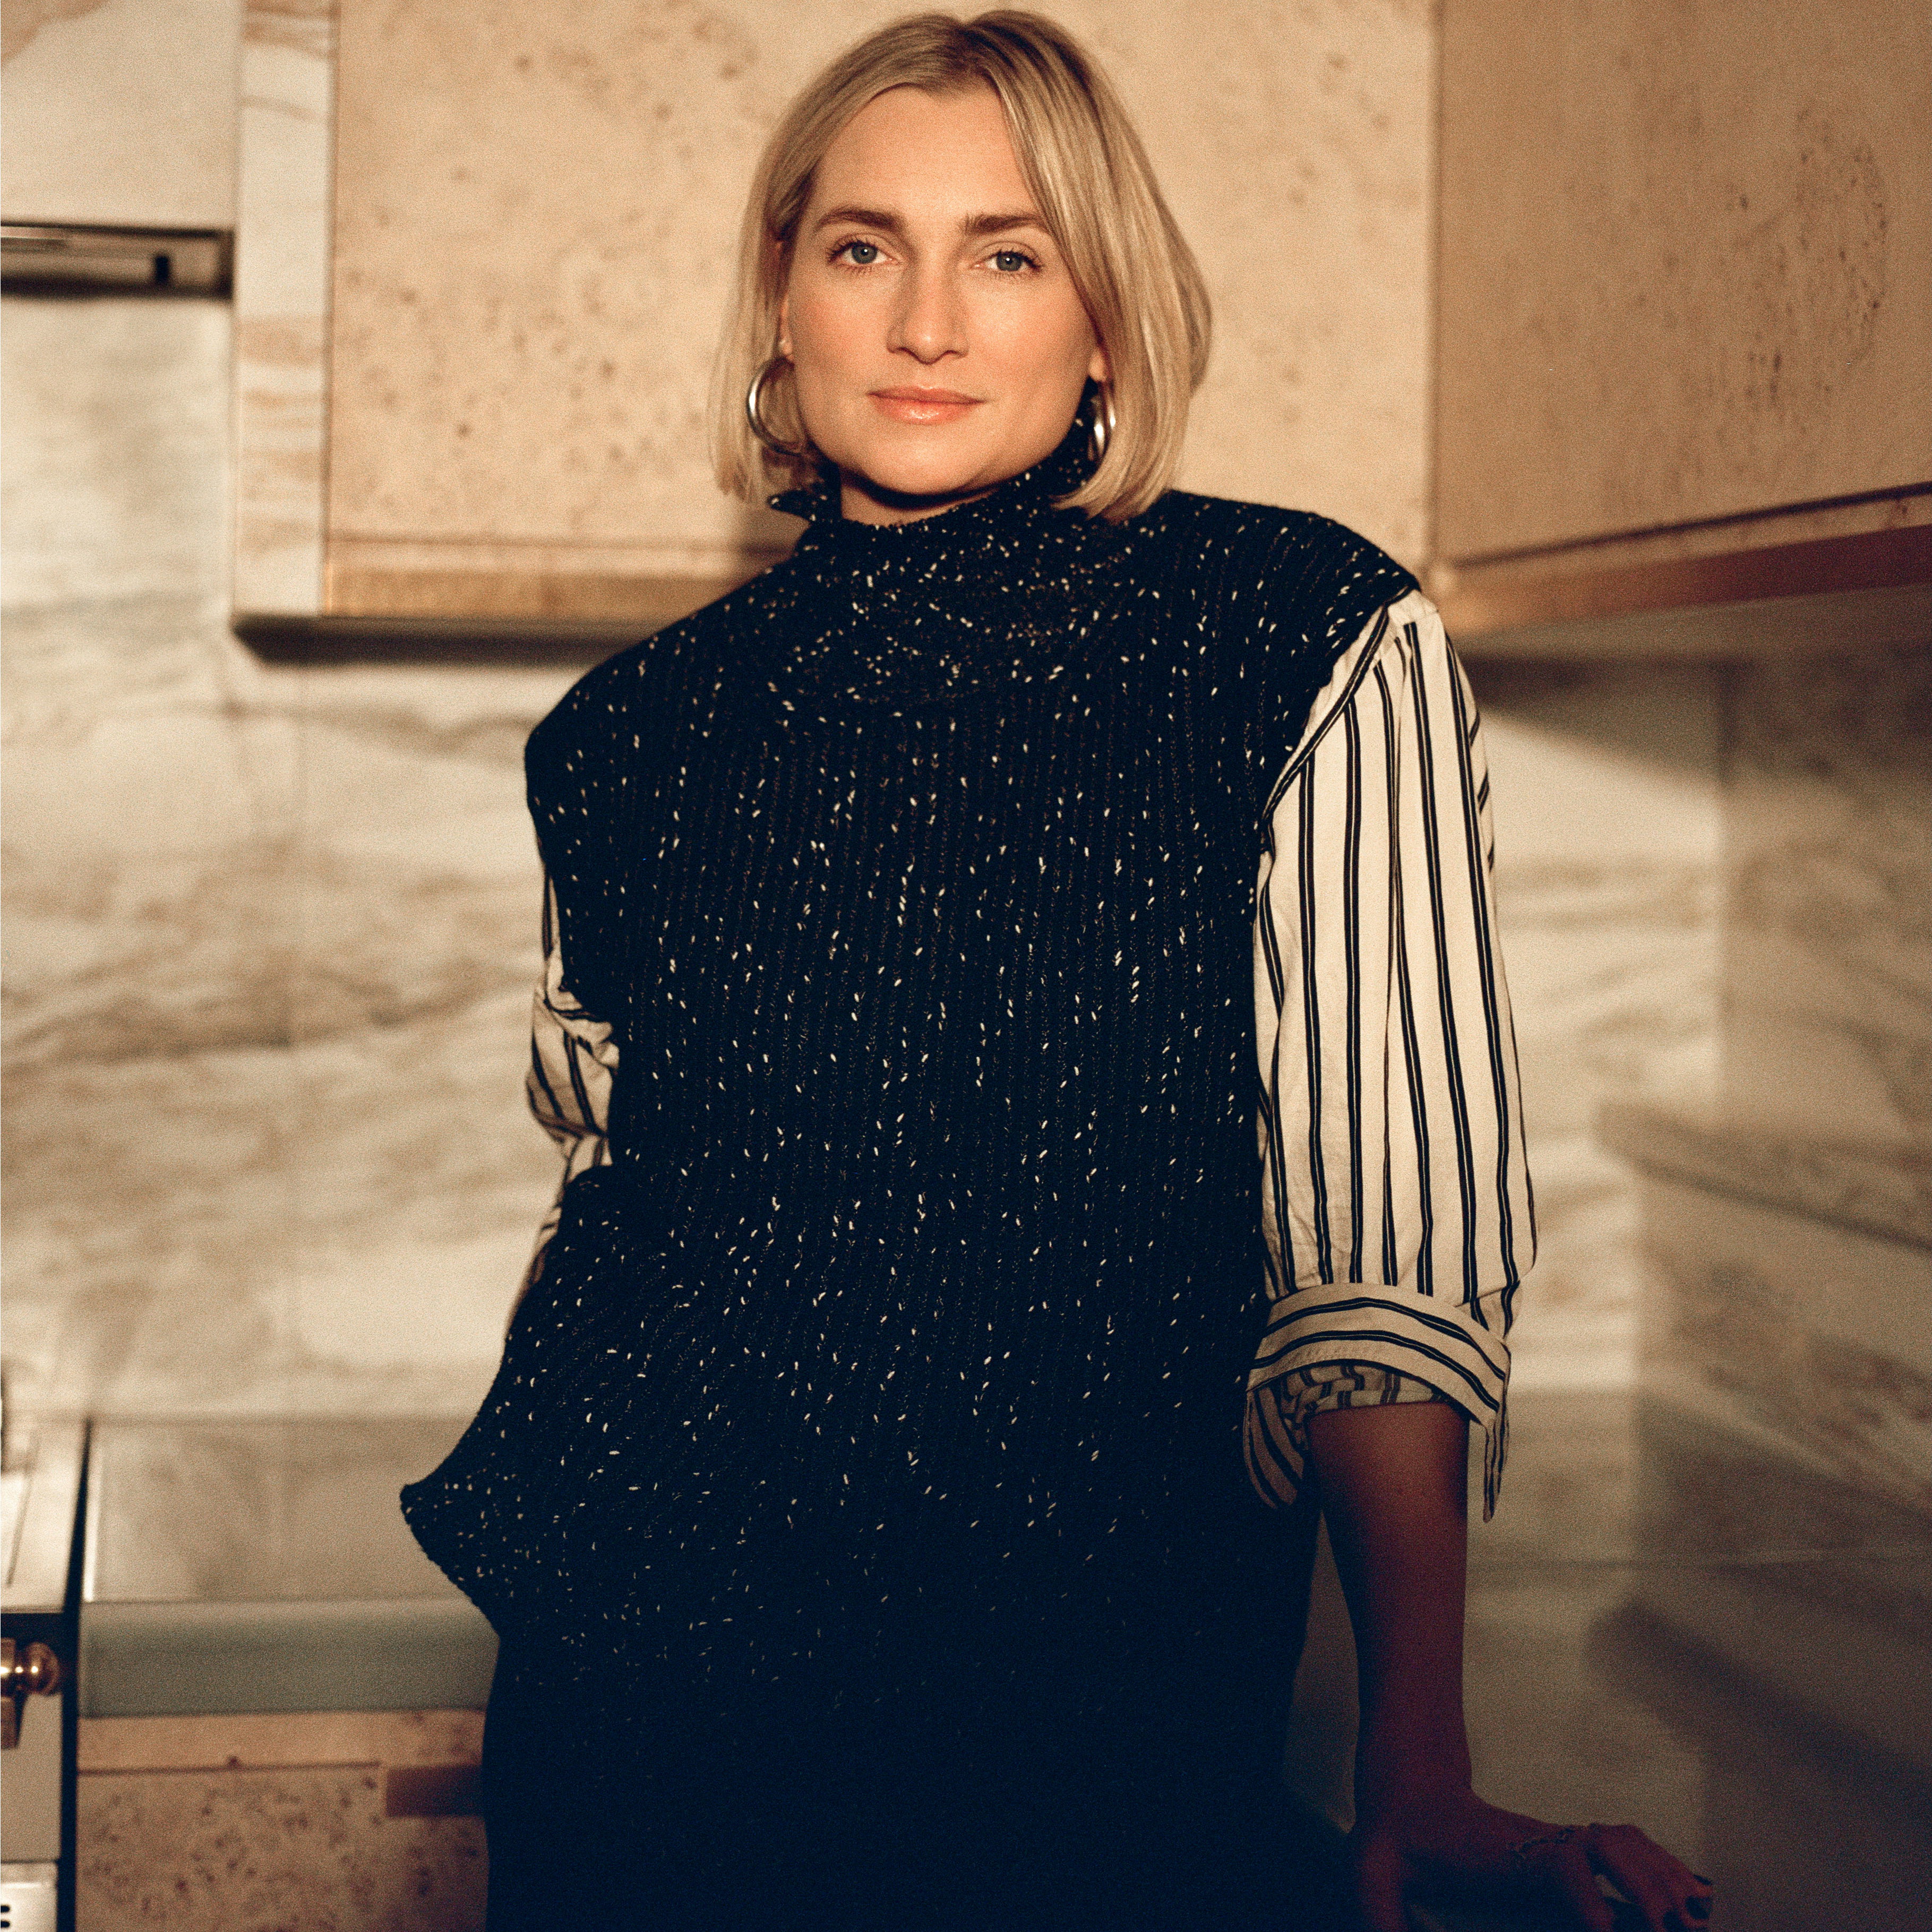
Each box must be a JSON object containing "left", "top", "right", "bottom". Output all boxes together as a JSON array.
[
  {"left": 232, "top": 0, "right": 336, "bottom": 617},
  {"left": 1467, "top": 659, "right": 1724, "bottom": 1389},
  {"left": 1599, "top": 632, "right": 1932, "bottom": 1517},
  {"left": 4, "top": 293, "right": 576, "bottom": 1418},
  {"left": 1722, "top": 637, "right": 1932, "bottom": 1148},
  {"left": 1603, "top": 1100, "right": 1932, "bottom": 1251},
  {"left": 1636, "top": 1170, "right": 1932, "bottom": 1516},
  {"left": 1, "top": 632, "right": 576, "bottom": 1414}
]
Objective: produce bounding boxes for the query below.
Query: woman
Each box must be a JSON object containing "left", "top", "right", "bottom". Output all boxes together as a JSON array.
[{"left": 405, "top": 14, "right": 1712, "bottom": 1930}]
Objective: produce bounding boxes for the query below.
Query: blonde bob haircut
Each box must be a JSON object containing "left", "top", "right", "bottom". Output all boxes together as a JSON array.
[{"left": 711, "top": 10, "right": 1210, "bottom": 522}]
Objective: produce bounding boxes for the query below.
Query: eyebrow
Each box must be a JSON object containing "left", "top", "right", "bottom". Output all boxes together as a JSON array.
[{"left": 811, "top": 204, "right": 1051, "bottom": 239}]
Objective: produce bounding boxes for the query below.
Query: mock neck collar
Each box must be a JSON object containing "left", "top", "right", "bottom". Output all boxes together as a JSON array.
[
  {"left": 758, "top": 428, "right": 1134, "bottom": 714},
  {"left": 768, "top": 427, "right": 1090, "bottom": 539}
]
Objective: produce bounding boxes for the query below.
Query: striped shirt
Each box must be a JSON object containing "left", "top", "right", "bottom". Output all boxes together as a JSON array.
[{"left": 525, "top": 587, "right": 1533, "bottom": 1518}]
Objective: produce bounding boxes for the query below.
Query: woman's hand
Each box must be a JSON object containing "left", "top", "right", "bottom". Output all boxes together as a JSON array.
[
  {"left": 1302, "top": 1403, "right": 1713, "bottom": 1932},
  {"left": 1348, "top": 1781, "right": 1714, "bottom": 1930}
]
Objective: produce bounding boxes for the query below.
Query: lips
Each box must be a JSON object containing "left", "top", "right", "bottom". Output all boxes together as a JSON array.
[{"left": 869, "top": 387, "right": 982, "bottom": 424}]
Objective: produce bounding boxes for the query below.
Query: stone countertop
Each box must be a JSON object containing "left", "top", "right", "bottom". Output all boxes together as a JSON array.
[
  {"left": 1457, "top": 1390, "right": 1932, "bottom": 1932},
  {"left": 1600, "top": 1100, "right": 1932, "bottom": 1251},
  {"left": 66, "top": 1397, "right": 1932, "bottom": 1928},
  {"left": 80, "top": 1417, "right": 495, "bottom": 1718},
  {"left": 3, "top": 1418, "right": 85, "bottom": 1619}
]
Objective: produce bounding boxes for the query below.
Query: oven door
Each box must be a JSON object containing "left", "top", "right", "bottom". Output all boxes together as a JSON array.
[{"left": 2, "top": 1419, "right": 86, "bottom": 1932}]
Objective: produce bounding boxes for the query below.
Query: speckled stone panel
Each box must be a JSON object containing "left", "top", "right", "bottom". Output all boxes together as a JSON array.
[
  {"left": 76, "top": 1765, "right": 486, "bottom": 1931},
  {"left": 325, "top": 0, "right": 1433, "bottom": 579},
  {"left": 1438, "top": 0, "right": 1932, "bottom": 559}
]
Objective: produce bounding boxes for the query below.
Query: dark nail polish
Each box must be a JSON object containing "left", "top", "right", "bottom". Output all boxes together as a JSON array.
[{"left": 1686, "top": 1896, "right": 1712, "bottom": 1921}]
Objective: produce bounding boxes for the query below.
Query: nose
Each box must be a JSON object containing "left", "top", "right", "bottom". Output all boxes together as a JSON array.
[{"left": 887, "top": 261, "right": 964, "bottom": 365}]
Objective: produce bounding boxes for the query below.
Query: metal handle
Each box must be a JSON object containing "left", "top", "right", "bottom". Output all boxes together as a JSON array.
[{"left": 1, "top": 1636, "right": 63, "bottom": 1749}]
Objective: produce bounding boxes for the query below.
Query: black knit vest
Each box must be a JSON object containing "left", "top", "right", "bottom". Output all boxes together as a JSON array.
[{"left": 405, "top": 439, "right": 1414, "bottom": 1685}]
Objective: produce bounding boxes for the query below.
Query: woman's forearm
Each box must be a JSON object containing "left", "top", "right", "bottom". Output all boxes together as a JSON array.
[{"left": 1304, "top": 1400, "right": 1475, "bottom": 1815}]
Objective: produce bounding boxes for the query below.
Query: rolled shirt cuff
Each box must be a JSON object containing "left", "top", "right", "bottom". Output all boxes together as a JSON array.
[{"left": 1247, "top": 1285, "right": 1512, "bottom": 1517}]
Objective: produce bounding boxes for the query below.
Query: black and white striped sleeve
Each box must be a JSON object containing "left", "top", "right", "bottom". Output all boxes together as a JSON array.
[
  {"left": 518, "top": 871, "right": 617, "bottom": 1305},
  {"left": 1243, "top": 589, "right": 1535, "bottom": 1518}
]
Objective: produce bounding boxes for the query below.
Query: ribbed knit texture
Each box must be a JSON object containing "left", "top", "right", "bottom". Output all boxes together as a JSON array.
[{"left": 402, "top": 436, "right": 1414, "bottom": 1924}]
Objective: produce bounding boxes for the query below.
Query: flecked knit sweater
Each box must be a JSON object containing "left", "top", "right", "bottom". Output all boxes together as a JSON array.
[
  {"left": 407, "top": 434, "right": 1411, "bottom": 1642},
  {"left": 400, "top": 436, "right": 1544, "bottom": 1925}
]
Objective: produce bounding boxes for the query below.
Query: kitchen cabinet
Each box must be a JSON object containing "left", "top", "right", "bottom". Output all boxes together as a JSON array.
[
  {"left": 234, "top": 0, "right": 1929, "bottom": 651},
  {"left": 231, "top": 0, "right": 1441, "bottom": 640},
  {"left": 1432, "top": 0, "right": 1931, "bottom": 650}
]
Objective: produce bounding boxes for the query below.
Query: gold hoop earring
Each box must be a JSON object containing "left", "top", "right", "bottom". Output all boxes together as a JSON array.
[
  {"left": 746, "top": 355, "right": 800, "bottom": 457},
  {"left": 1085, "top": 383, "right": 1116, "bottom": 467}
]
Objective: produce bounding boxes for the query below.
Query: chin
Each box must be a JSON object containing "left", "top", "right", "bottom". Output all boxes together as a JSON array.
[
  {"left": 846, "top": 434, "right": 1042, "bottom": 508},
  {"left": 871, "top": 468, "right": 990, "bottom": 506}
]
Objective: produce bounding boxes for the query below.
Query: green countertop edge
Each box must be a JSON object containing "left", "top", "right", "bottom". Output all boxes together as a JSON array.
[{"left": 79, "top": 1596, "right": 498, "bottom": 1717}]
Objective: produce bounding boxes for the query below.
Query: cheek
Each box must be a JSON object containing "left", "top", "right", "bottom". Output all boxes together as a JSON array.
[
  {"left": 785, "top": 284, "right": 858, "bottom": 373},
  {"left": 1001, "top": 305, "right": 1100, "bottom": 402},
  {"left": 998, "top": 291, "right": 1095, "bottom": 373}
]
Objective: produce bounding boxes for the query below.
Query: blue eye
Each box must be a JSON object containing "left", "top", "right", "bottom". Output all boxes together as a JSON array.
[
  {"left": 991, "top": 249, "right": 1033, "bottom": 273},
  {"left": 842, "top": 240, "right": 881, "bottom": 265}
]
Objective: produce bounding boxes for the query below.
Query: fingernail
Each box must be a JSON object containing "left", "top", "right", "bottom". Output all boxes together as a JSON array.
[{"left": 1686, "top": 1897, "right": 1711, "bottom": 1921}]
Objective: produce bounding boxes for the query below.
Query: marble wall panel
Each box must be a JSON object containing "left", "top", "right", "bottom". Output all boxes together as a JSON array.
[
  {"left": 1595, "top": 630, "right": 1932, "bottom": 1519},
  {"left": 281, "top": 662, "right": 576, "bottom": 1411},
  {"left": 3, "top": 291, "right": 578, "bottom": 1420},
  {"left": 231, "top": 0, "right": 336, "bottom": 617},
  {"left": 4, "top": 293, "right": 297, "bottom": 1414},
  {"left": 1467, "top": 659, "right": 1725, "bottom": 1388},
  {"left": 1, "top": 648, "right": 575, "bottom": 1417},
  {"left": 1, "top": 293, "right": 234, "bottom": 605},
  {"left": 0, "top": 0, "right": 240, "bottom": 229},
  {"left": 1636, "top": 1171, "right": 1932, "bottom": 1517},
  {"left": 1721, "top": 637, "right": 1932, "bottom": 1149}
]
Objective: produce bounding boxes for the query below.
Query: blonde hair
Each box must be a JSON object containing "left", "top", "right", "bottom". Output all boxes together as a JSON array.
[{"left": 710, "top": 11, "right": 1210, "bottom": 521}]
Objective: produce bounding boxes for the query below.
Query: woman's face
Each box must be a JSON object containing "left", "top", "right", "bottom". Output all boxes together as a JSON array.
[{"left": 779, "top": 84, "right": 1107, "bottom": 526}]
